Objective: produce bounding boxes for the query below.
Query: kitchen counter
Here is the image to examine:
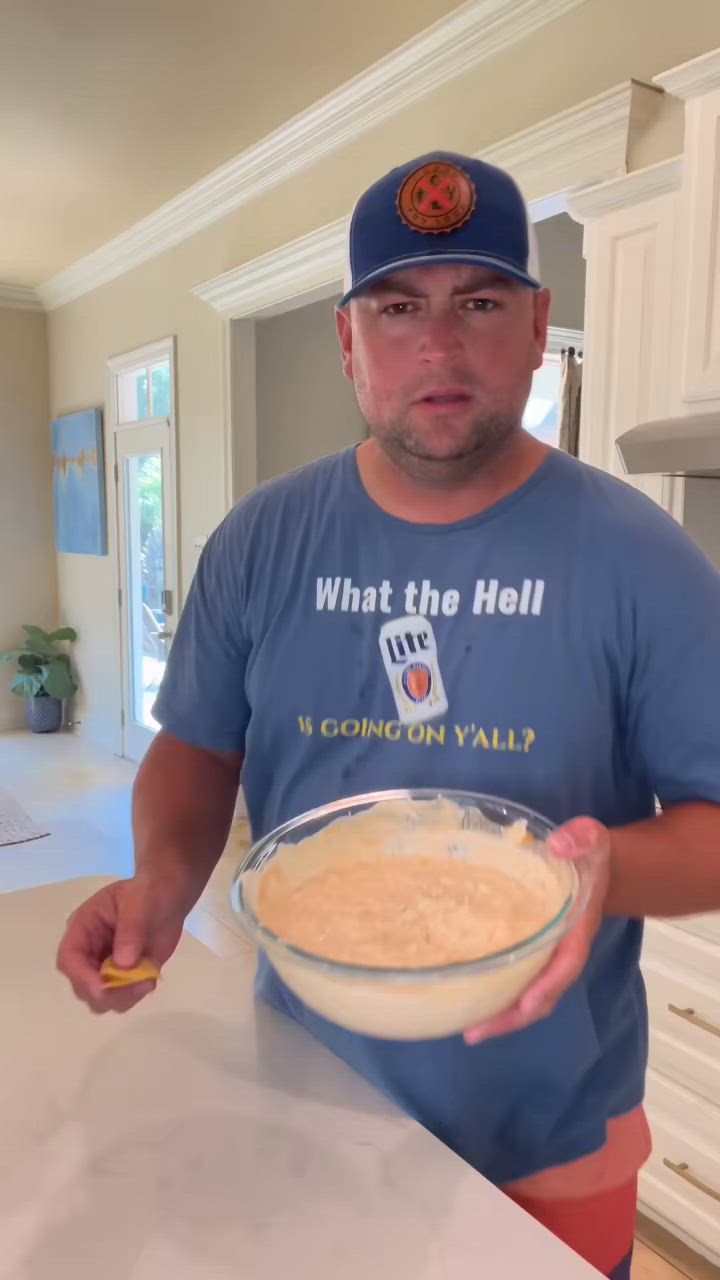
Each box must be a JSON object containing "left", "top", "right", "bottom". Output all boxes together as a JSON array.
[{"left": 0, "top": 876, "right": 601, "bottom": 1279}]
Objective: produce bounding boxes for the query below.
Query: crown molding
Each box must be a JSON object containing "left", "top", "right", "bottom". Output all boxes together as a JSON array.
[
  {"left": 193, "top": 221, "right": 348, "bottom": 319},
  {"left": 654, "top": 47, "right": 720, "bottom": 101},
  {"left": 193, "top": 82, "right": 640, "bottom": 319},
  {"left": 566, "top": 155, "right": 683, "bottom": 223},
  {"left": 38, "top": 0, "right": 589, "bottom": 311},
  {"left": 546, "top": 326, "right": 583, "bottom": 354},
  {"left": 483, "top": 81, "right": 641, "bottom": 200},
  {"left": 0, "top": 284, "right": 43, "bottom": 312}
]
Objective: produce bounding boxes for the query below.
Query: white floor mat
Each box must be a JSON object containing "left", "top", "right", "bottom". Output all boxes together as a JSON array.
[{"left": 0, "top": 788, "right": 50, "bottom": 846}]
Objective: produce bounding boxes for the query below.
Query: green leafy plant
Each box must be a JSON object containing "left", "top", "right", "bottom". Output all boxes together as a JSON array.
[{"left": 0, "top": 625, "right": 79, "bottom": 700}]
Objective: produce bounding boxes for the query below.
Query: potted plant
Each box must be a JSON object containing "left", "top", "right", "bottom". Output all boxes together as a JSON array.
[{"left": 0, "top": 625, "right": 79, "bottom": 733}]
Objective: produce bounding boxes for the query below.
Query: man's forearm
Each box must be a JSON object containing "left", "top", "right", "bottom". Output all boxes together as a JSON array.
[
  {"left": 606, "top": 802, "right": 720, "bottom": 918},
  {"left": 132, "top": 730, "right": 243, "bottom": 911}
]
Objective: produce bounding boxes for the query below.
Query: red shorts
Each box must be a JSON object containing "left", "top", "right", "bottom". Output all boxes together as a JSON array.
[{"left": 506, "top": 1177, "right": 638, "bottom": 1278}]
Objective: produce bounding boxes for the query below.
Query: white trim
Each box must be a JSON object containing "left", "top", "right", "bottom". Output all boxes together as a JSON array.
[
  {"left": 107, "top": 337, "right": 175, "bottom": 378},
  {"left": 112, "top": 414, "right": 170, "bottom": 435},
  {"left": 37, "top": 0, "right": 588, "bottom": 311},
  {"left": 529, "top": 192, "right": 572, "bottom": 222},
  {"left": 0, "top": 284, "right": 43, "bottom": 312},
  {"left": 566, "top": 156, "right": 684, "bottom": 223},
  {"left": 193, "top": 83, "right": 639, "bottom": 320},
  {"left": 193, "top": 221, "right": 348, "bottom": 319},
  {"left": 654, "top": 47, "right": 720, "bottom": 101},
  {"left": 483, "top": 81, "right": 640, "bottom": 199},
  {"left": 546, "top": 326, "right": 583, "bottom": 355},
  {"left": 225, "top": 319, "right": 258, "bottom": 507}
]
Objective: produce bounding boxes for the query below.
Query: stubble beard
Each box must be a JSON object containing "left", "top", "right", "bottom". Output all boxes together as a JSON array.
[{"left": 372, "top": 408, "right": 522, "bottom": 487}]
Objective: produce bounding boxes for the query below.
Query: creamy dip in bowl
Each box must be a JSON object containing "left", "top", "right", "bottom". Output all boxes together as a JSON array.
[{"left": 231, "top": 790, "right": 581, "bottom": 1041}]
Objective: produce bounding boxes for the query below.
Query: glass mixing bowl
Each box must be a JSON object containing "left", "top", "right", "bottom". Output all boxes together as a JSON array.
[{"left": 230, "top": 789, "right": 583, "bottom": 1040}]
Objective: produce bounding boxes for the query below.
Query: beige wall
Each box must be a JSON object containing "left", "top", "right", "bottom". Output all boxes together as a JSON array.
[
  {"left": 535, "top": 215, "right": 586, "bottom": 332},
  {"left": 0, "top": 307, "right": 56, "bottom": 731},
  {"left": 46, "top": 0, "right": 720, "bottom": 750},
  {"left": 256, "top": 297, "right": 366, "bottom": 484}
]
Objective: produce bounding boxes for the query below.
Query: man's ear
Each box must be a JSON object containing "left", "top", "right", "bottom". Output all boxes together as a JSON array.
[{"left": 335, "top": 305, "right": 354, "bottom": 381}]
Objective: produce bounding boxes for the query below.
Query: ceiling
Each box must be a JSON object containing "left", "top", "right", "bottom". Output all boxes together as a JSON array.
[{"left": 0, "top": 0, "right": 461, "bottom": 287}]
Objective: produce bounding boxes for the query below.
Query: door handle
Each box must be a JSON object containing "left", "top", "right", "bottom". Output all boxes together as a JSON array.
[
  {"left": 663, "top": 1158, "right": 720, "bottom": 1203},
  {"left": 151, "top": 629, "right": 173, "bottom": 640},
  {"left": 668, "top": 1004, "right": 720, "bottom": 1039}
]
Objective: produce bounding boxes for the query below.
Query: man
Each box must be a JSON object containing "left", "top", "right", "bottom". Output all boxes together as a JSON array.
[{"left": 58, "top": 152, "right": 720, "bottom": 1279}]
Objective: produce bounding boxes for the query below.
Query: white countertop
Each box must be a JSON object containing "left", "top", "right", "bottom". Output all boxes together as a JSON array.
[{"left": 0, "top": 876, "right": 600, "bottom": 1279}]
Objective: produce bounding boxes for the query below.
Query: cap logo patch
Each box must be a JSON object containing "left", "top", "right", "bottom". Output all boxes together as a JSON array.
[{"left": 397, "top": 161, "right": 476, "bottom": 234}]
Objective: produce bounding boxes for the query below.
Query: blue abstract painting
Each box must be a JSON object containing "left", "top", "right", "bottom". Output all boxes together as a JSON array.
[{"left": 51, "top": 408, "right": 107, "bottom": 555}]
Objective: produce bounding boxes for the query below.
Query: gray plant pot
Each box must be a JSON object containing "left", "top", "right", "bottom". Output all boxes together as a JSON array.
[{"left": 26, "top": 695, "right": 63, "bottom": 734}]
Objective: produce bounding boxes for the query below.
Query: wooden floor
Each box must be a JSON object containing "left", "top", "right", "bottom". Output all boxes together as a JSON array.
[
  {"left": 634, "top": 1240, "right": 686, "bottom": 1279},
  {"left": 635, "top": 1218, "right": 720, "bottom": 1280},
  {"left": 0, "top": 731, "right": 714, "bottom": 1280}
]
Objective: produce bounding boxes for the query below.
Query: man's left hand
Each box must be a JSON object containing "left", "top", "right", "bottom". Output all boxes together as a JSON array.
[{"left": 464, "top": 817, "right": 611, "bottom": 1046}]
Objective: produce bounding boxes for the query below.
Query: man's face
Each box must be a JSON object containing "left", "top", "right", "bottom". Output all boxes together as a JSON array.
[{"left": 336, "top": 264, "right": 550, "bottom": 481}]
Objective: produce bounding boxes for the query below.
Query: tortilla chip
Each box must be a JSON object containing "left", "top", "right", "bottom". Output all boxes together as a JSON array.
[{"left": 100, "top": 956, "right": 161, "bottom": 989}]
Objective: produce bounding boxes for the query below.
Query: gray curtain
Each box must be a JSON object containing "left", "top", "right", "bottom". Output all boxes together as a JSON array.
[{"left": 558, "top": 348, "right": 583, "bottom": 458}]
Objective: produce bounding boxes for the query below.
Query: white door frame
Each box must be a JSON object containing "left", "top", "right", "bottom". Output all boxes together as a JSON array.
[{"left": 107, "top": 337, "right": 179, "bottom": 761}]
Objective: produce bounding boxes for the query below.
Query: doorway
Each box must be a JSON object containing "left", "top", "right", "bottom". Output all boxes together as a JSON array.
[{"left": 108, "top": 339, "right": 178, "bottom": 762}]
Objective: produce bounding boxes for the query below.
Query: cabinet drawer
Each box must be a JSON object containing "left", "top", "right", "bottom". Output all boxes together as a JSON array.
[
  {"left": 647, "top": 1025, "right": 720, "bottom": 1110},
  {"left": 673, "top": 913, "right": 720, "bottom": 947},
  {"left": 642, "top": 951, "right": 720, "bottom": 1107},
  {"left": 643, "top": 919, "right": 720, "bottom": 979},
  {"left": 641, "top": 1070, "right": 720, "bottom": 1261}
]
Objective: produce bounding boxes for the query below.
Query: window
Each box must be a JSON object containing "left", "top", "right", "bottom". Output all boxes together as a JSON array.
[
  {"left": 117, "top": 357, "right": 171, "bottom": 424},
  {"left": 523, "top": 330, "right": 584, "bottom": 448},
  {"left": 523, "top": 353, "right": 562, "bottom": 447}
]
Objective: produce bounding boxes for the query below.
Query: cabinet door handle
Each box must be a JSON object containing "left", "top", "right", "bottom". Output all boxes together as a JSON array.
[
  {"left": 668, "top": 1004, "right": 720, "bottom": 1039},
  {"left": 663, "top": 1158, "right": 720, "bottom": 1203}
]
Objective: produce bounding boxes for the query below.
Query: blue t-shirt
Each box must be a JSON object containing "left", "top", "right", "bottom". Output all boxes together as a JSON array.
[{"left": 153, "top": 447, "right": 720, "bottom": 1185}]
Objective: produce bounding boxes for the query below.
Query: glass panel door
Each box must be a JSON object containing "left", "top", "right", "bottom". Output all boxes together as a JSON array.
[
  {"left": 127, "top": 450, "right": 167, "bottom": 730},
  {"left": 115, "top": 422, "right": 177, "bottom": 761}
]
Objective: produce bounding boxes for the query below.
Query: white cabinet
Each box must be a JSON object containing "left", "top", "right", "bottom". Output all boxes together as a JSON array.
[
  {"left": 674, "top": 913, "right": 720, "bottom": 948},
  {"left": 569, "top": 52, "right": 720, "bottom": 512},
  {"left": 655, "top": 51, "right": 720, "bottom": 409},
  {"left": 641, "top": 919, "right": 720, "bottom": 1265},
  {"left": 642, "top": 1070, "right": 720, "bottom": 1262},
  {"left": 569, "top": 45, "right": 720, "bottom": 1263},
  {"left": 643, "top": 921, "right": 720, "bottom": 1109},
  {"left": 568, "top": 162, "right": 684, "bottom": 517}
]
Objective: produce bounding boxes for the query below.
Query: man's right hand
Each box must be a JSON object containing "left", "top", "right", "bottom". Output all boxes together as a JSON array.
[{"left": 56, "top": 874, "right": 187, "bottom": 1014}]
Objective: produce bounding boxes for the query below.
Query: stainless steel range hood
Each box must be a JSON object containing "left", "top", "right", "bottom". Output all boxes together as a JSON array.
[{"left": 615, "top": 411, "right": 720, "bottom": 477}]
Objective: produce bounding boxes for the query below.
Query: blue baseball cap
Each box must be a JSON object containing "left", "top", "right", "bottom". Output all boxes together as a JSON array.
[{"left": 340, "top": 150, "right": 541, "bottom": 306}]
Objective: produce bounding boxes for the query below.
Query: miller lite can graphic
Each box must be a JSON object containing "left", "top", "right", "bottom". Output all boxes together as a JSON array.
[{"left": 379, "top": 615, "right": 448, "bottom": 725}]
